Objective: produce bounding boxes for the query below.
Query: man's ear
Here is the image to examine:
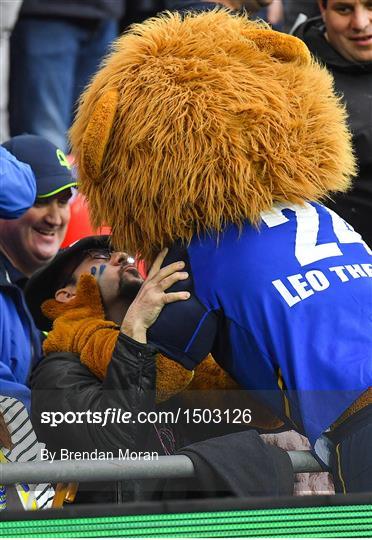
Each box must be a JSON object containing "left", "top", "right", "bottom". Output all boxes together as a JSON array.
[{"left": 55, "top": 286, "right": 76, "bottom": 304}]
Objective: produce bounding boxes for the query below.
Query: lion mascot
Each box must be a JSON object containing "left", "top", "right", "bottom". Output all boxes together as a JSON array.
[{"left": 70, "top": 10, "right": 372, "bottom": 491}]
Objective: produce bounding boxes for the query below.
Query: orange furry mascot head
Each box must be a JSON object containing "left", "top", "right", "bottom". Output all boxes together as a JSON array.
[{"left": 70, "top": 9, "right": 354, "bottom": 261}]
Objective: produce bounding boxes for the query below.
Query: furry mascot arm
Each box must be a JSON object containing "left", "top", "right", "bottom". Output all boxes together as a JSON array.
[{"left": 41, "top": 273, "right": 236, "bottom": 401}]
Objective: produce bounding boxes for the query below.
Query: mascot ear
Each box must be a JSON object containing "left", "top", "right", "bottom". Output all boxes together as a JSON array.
[
  {"left": 246, "top": 29, "right": 311, "bottom": 64},
  {"left": 81, "top": 90, "right": 119, "bottom": 183}
]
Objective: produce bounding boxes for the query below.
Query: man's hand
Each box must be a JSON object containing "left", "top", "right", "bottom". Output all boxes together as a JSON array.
[{"left": 120, "top": 249, "right": 190, "bottom": 343}]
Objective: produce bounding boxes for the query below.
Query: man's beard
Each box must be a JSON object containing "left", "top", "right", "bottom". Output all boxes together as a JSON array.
[{"left": 118, "top": 268, "right": 143, "bottom": 303}]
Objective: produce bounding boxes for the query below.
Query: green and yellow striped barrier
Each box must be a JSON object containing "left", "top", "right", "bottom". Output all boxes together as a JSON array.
[{"left": 1, "top": 504, "right": 371, "bottom": 537}]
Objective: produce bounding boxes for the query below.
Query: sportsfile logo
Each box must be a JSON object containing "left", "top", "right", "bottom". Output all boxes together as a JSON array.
[
  {"left": 41, "top": 409, "right": 152, "bottom": 428},
  {"left": 41, "top": 407, "right": 252, "bottom": 427}
]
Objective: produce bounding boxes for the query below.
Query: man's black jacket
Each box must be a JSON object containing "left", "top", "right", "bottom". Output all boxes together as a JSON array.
[{"left": 30, "top": 333, "right": 157, "bottom": 455}]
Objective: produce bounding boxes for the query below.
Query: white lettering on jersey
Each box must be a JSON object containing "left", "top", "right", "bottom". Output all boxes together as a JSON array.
[
  {"left": 261, "top": 202, "right": 371, "bottom": 266},
  {"left": 274, "top": 265, "right": 370, "bottom": 307},
  {"left": 273, "top": 270, "right": 330, "bottom": 307}
]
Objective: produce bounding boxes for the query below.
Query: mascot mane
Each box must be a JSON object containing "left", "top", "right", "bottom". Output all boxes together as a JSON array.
[{"left": 70, "top": 10, "right": 355, "bottom": 261}]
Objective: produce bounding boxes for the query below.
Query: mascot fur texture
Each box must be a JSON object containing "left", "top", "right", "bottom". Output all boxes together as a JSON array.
[{"left": 70, "top": 10, "right": 355, "bottom": 261}]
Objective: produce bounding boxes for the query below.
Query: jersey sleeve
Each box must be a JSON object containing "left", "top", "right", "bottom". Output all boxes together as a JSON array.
[{"left": 147, "top": 244, "right": 218, "bottom": 370}]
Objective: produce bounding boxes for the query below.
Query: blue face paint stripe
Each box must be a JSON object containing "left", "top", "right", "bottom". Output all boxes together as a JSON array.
[
  {"left": 99, "top": 265, "right": 106, "bottom": 277},
  {"left": 90, "top": 267, "right": 97, "bottom": 276}
]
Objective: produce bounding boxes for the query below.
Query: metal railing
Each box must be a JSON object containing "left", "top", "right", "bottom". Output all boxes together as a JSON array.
[{"left": 0, "top": 451, "right": 322, "bottom": 485}]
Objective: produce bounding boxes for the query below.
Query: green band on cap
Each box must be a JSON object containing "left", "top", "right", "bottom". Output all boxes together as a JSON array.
[{"left": 37, "top": 182, "right": 78, "bottom": 199}]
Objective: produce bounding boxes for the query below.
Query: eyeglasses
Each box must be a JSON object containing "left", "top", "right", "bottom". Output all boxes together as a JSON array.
[
  {"left": 83, "top": 249, "right": 136, "bottom": 265},
  {"left": 83, "top": 248, "right": 113, "bottom": 261}
]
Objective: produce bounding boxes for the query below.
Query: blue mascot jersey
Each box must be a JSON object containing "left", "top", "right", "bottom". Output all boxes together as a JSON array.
[{"left": 148, "top": 202, "right": 372, "bottom": 445}]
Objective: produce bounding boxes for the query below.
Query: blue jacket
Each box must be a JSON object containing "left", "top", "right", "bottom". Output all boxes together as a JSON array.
[
  {"left": 0, "top": 146, "right": 36, "bottom": 219},
  {"left": 0, "top": 253, "right": 42, "bottom": 411}
]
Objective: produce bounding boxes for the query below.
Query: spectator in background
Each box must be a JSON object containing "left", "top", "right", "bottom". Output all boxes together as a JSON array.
[
  {"left": 255, "top": 0, "right": 284, "bottom": 30},
  {"left": 0, "top": 0, "right": 22, "bottom": 141},
  {"left": 294, "top": 0, "right": 372, "bottom": 247},
  {"left": 0, "top": 134, "right": 77, "bottom": 410},
  {"left": 9, "top": 0, "right": 126, "bottom": 153}
]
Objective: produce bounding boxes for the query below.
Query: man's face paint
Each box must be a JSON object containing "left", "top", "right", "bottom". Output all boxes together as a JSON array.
[
  {"left": 71, "top": 251, "right": 144, "bottom": 308},
  {"left": 89, "top": 263, "right": 107, "bottom": 280}
]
